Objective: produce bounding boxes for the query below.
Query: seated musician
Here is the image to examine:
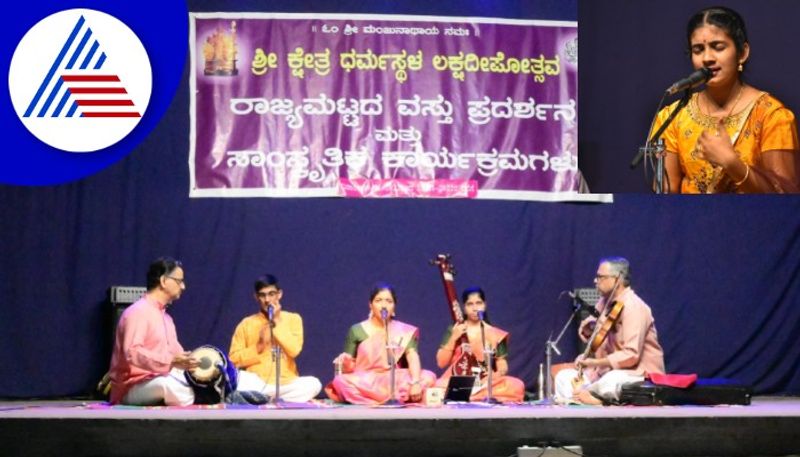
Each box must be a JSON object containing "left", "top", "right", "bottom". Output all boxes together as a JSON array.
[
  {"left": 434, "top": 286, "right": 525, "bottom": 403},
  {"left": 555, "top": 257, "right": 665, "bottom": 405},
  {"left": 325, "top": 282, "right": 437, "bottom": 405},
  {"left": 109, "top": 257, "right": 270, "bottom": 406},
  {"left": 228, "top": 274, "right": 322, "bottom": 402},
  {"left": 108, "top": 257, "right": 198, "bottom": 405}
]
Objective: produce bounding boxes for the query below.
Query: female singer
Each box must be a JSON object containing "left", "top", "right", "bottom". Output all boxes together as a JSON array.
[
  {"left": 655, "top": 6, "right": 798, "bottom": 193},
  {"left": 325, "top": 283, "right": 436, "bottom": 405},
  {"left": 434, "top": 286, "right": 525, "bottom": 403}
]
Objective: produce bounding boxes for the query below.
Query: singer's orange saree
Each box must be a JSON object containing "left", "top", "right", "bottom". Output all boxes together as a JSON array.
[
  {"left": 325, "top": 320, "right": 436, "bottom": 404},
  {"left": 654, "top": 92, "right": 798, "bottom": 193},
  {"left": 435, "top": 323, "right": 525, "bottom": 403}
]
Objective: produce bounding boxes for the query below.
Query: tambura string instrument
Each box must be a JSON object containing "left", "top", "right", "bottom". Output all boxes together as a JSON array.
[{"left": 430, "top": 254, "right": 481, "bottom": 376}]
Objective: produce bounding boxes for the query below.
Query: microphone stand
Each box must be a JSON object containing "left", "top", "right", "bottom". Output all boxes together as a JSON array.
[
  {"left": 268, "top": 305, "right": 282, "bottom": 406},
  {"left": 631, "top": 89, "right": 692, "bottom": 193},
  {"left": 537, "top": 295, "right": 586, "bottom": 405},
  {"left": 479, "top": 316, "right": 500, "bottom": 404},
  {"left": 382, "top": 311, "right": 401, "bottom": 405}
]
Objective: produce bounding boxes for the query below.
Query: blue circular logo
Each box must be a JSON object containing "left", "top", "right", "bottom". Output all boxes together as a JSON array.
[{"left": 2, "top": 0, "right": 187, "bottom": 185}]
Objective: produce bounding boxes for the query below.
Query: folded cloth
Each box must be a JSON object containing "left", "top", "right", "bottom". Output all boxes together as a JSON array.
[
  {"left": 648, "top": 373, "right": 698, "bottom": 389},
  {"left": 226, "top": 390, "right": 271, "bottom": 405}
]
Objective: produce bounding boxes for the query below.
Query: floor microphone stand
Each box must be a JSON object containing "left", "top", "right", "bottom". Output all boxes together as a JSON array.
[
  {"left": 479, "top": 320, "right": 500, "bottom": 404},
  {"left": 268, "top": 309, "right": 282, "bottom": 406},
  {"left": 537, "top": 299, "right": 584, "bottom": 405},
  {"left": 383, "top": 316, "right": 400, "bottom": 405},
  {"left": 632, "top": 89, "right": 691, "bottom": 193}
]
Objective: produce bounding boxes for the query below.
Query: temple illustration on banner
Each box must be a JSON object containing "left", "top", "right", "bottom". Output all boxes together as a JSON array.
[{"left": 203, "top": 21, "right": 238, "bottom": 76}]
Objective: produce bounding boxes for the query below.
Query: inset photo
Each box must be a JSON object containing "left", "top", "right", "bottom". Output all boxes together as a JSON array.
[{"left": 579, "top": 0, "right": 800, "bottom": 193}]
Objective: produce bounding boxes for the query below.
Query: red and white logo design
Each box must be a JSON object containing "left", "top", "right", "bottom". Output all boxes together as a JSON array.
[{"left": 8, "top": 9, "right": 152, "bottom": 152}]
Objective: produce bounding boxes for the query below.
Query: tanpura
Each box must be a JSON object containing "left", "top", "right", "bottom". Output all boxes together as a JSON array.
[{"left": 430, "top": 254, "right": 482, "bottom": 376}]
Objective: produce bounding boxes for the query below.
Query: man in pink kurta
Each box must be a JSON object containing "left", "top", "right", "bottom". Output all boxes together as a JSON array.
[
  {"left": 109, "top": 257, "right": 199, "bottom": 405},
  {"left": 588, "top": 288, "right": 665, "bottom": 380},
  {"left": 555, "top": 257, "right": 665, "bottom": 404}
]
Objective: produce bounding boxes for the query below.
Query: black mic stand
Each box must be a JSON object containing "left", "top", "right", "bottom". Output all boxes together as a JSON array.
[
  {"left": 267, "top": 305, "right": 282, "bottom": 406},
  {"left": 631, "top": 89, "right": 692, "bottom": 193},
  {"left": 382, "top": 311, "right": 401, "bottom": 405},
  {"left": 479, "top": 316, "right": 500, "bottom": 404},
  {"left": 536, "top": 294, "right": 586, "bottom": 405}
]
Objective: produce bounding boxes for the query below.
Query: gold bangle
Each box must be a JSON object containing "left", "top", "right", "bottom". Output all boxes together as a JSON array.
[{"left": 733, "top": 164, "right": 750, "bottom": 186}]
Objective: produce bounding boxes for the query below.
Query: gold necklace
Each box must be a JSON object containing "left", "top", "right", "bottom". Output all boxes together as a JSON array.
[{"left": 702, "top": 83, "right": 744, "bottom": 122}]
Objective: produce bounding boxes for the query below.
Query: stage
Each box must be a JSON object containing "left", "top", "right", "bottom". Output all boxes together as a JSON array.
[{"left": 2, "top": 397, "right": 799, "bottom": 457}]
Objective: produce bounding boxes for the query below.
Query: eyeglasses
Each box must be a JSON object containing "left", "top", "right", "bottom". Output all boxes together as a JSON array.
[
  {"left": 594, "top": 274, "right": 617, "bottom": 281},
  {"left": 166, "top": 276, "right": 185, "bottom": 286}
]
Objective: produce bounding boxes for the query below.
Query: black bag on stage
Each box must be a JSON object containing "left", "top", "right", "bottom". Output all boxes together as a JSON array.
[{"left": 619, "top": 378, "right": 752, "bottom": 406}]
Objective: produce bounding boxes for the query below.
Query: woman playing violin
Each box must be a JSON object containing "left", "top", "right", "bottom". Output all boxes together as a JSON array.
[{"left": 554, "top": 257, "right": 665, "bottom": 405}]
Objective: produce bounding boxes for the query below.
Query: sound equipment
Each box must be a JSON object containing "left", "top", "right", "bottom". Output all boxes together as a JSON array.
[
  {"left": 109, "top": 285, "right": 147, "bottom": 340},
  {"left": 97, "top": 286, "right": 147, "bottom": 397},
  {"left": 518, "top": 446, "right": 584, "bottom": 456}
]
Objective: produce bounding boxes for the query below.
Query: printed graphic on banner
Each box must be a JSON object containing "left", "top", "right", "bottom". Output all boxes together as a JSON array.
[
  {"left": 9, "top": 8, "right": 152, "bottom": 153},
  {"left": 190, "top": 13, "right": 582, "bottom": 200}
]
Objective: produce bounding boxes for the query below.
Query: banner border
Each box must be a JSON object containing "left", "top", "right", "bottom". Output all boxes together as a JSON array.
[{"left": 188, "top": 12, "right": 582, "bottom": 201}]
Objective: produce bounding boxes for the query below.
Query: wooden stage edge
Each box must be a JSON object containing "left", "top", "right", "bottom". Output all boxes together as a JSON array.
[{"left": 1, "top": 397, "right": 799, "bottom": 457}]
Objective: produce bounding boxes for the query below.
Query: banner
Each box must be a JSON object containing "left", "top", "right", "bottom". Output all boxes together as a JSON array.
[{"left": 190, "top": 13, "right": 597, "bottom": 201}]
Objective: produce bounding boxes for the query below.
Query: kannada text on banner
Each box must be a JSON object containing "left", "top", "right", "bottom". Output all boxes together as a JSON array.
[{"left": 189, "top": 13, "right": 586, "bottom": 200}]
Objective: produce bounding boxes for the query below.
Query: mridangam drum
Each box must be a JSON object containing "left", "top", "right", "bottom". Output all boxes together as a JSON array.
[
  {"left": 184, "top": 345, "right": 239, "bottom": 404},
  {"left": 188, "top": 345, "right": 224, "bottom": 384}
]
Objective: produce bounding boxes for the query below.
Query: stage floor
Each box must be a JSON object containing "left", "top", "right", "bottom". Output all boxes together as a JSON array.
[{"left": 2, "top": 397, "right": 800, "bottom": 456}]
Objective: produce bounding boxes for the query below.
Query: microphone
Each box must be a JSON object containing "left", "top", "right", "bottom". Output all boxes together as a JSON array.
[
  {"left": 665, "top": 67, "right": 712, "bottom": 95},
  {"left": 568, "top": 291, "right": 600, "bottom": 318},
  {"left": 477, "top": 310, "right": 485, "bottom": 322},
  {"left": 380, "top": 308, "right": 388, "bottom": 322},
  {"left": 267, "top": 304, "right": 274, "bottom": 322}
]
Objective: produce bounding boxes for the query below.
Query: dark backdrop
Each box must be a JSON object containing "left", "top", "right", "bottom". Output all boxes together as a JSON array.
[
  {"left": 3, "top": 0, "right": 800, "bottom": 399},
  {"left": 579, "top": 0, "right": 800, "bottom": 192}
]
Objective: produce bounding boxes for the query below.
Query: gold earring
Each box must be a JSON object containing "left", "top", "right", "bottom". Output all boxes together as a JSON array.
[{"left": 738, "top": 62, "right": 743, "bottom": 72}]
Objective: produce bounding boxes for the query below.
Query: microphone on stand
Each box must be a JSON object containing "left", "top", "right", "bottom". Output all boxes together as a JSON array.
[
  {"left": 267, "top": 304, "right": 275, "bottom": 324},
  {"left": 630, "top": 68, "right": 711, "bottom": 173},
  {"left": 665, "top": 67, "right": 712, "bottom": 95},
  {"left": 477, "top": 310, "right": 485, "bottom": 323},
  {"left": 567, "top": 291, "right": 600, "bottom": 318},
  {"left": 380, "top": 307, "right": 388, "bottom": 323}
]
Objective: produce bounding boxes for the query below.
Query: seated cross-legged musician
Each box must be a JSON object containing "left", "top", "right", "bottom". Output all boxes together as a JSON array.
[
  {"left": 434, "top": 286, "right": 525, "bottom": 403},
  {"left": 108, "top": 257, "right": 197, "bottom": 405},
  {"left": 555, "top": 257, "right": 665, "bottom": 405},
  {"left": 325, "top": 282, "right": 437, "bottom": 405},
  {"left": 109, "top": 257, "right": 271, "bottom": 406},
  {"left": 228, "top": 274, "right": 322, "bottom": 402}
]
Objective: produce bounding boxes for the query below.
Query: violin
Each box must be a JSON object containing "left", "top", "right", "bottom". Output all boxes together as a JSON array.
[
  {"left": 430, "top": 254, "right": 481, "bottom": 376},
  {"left": 572, "top": 298, "right": 625, "bottom": 390}
]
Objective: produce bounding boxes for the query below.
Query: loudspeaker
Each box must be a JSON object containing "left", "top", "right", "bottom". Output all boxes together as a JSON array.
[{"left": 109, "top": 286, "right": 147, "bottom": 340}]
